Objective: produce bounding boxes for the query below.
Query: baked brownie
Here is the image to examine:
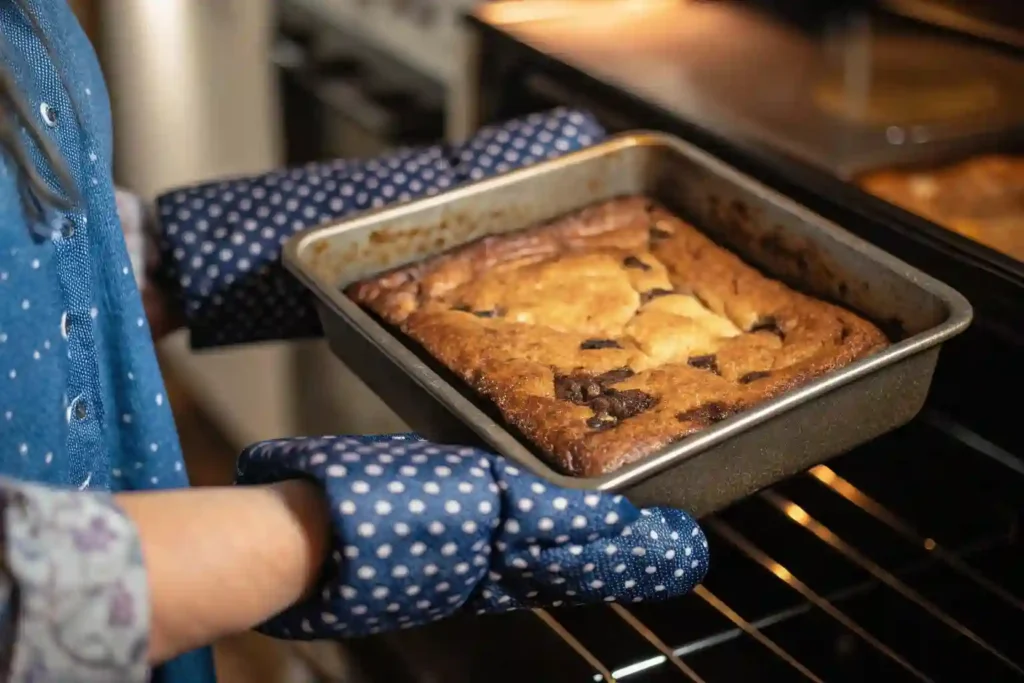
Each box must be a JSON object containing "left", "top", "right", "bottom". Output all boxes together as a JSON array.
[
  {"left": 348, "top": 197, "right": 888, "bottom": 477},
  {"left": 859, "top": 155, "right": 1024, "bottom": 262}
]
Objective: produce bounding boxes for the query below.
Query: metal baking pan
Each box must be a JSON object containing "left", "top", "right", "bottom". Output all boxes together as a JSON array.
[{"left": 284, "top": 132, "right": 972, "bottom": 517}]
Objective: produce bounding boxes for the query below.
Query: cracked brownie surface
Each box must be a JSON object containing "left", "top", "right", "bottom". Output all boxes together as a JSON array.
[{"left": 348, "top": 197, "right": 888, "bottom": 477}]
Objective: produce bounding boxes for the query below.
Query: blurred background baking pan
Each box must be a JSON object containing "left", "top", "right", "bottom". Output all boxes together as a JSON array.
[{"left": 285, "top": 132, "right": 971, "bottom": 516}]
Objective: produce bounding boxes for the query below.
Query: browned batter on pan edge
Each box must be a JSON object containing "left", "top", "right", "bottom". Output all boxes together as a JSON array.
[{"left": 348, "top": 197, "right": 888, "bottom": 477}]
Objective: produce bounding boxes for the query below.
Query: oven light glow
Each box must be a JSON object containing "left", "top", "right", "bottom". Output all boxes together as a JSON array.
[
  {"left": 923, "top": 538, "right": 937, "bottom": 550},
  {"left": 481, "top": 0, "right": 683, "bottom": 26},
  {"left": 782, "top": 502, "right": 811, "bottom": 525},
  {"left": 610, "top": 654, "right": 667, "bottom": 679},
  {"left": 809, "top": 465, "right": 836, "bottom": 484},
  {"left": 769, "top": 561, "right": 793, "bottom": 582}
]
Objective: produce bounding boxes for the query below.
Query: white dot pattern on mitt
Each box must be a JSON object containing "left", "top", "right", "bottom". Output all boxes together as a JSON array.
[
  {"left": 155, "top": 108, "right": 605, "bottom": 348},
  {"left": 236, "top": 434, "right": 710, "bottom": 640}
]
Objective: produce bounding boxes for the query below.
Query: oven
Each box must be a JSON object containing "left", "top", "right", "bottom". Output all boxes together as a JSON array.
[
  {"left": 285, "top": 2, "right": 1024, "bottom": 681},
  {"left": 276, "top": 1, "right": 1024, "bottom": 680},
  {"left": 339, "top": 413, "right": 1023, "bottom": 682}
]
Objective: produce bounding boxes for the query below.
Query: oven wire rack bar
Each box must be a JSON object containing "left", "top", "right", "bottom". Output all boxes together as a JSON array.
[{"left": 530, "top": 416, "right": 1024, "bottom": 682}]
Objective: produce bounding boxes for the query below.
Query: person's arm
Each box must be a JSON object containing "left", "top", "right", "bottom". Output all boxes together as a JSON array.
[
  {"left": 115, "top": 479, "right": 329, "bottom": 665},
  {"left": 145, "top": 108, "right": 605, "bottom": 347},
  {"left": 0, "top": 476, "right": 329, "bottom": 682}
]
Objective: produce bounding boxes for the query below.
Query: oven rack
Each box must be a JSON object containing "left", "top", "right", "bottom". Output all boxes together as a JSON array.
[
  {"left": 347, "top": 407, "right": 1023, "bottom": 683},
  {"left": 517, "top": 411, "right": 1024, "bottom": 683}
]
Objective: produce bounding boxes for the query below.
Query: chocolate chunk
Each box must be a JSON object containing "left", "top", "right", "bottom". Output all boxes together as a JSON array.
[
  {"left": 555, "top": 368, "right": 655, "bottom": 428},
  {"left": 839, "top": 325, "right": 851, "bottom": 342},
  {"left": 738, "top": 370, "right": 771, "bottom": 384},
  {"left": 749, "top": 315, "right": 785, "bottom": 339},
  {"left": 554, "top": 377, "right": 583, "bottom": 403},
  {"left": 595, "top": 368, "right": 635, "bottom": 385},
  {"left": 623, "top": 256, "right": 651, "bottom": 271},
  {"left": 452, "top": 304, "right": 471, "bottom": 313},
  {"left": 555, "top": 376, "right": 601, "bottom": 404},
  {"left": 580, "top": 339, "right": 623, "bottom": 350},
  {"left": 586, "top": 415, "right": 617, "bottom": 430},
  {"left": 591, "top": 389, "right": 656, "bottom": 420},
  {"left": 640, "top": 288, "right": 674, "bottom": 305},
  {"left": 676, "top": 401, "right": 735, "bottom": 425},
  {"left": 650, "top": 224, "right": 672, "bottom": 241},
  {"left": 687, "top": 354, "right": 721, "bottom": 375}
]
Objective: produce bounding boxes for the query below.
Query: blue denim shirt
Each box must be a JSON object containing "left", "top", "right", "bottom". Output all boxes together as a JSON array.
[{"left": 0, "top": 2, "right": 209, "bottom": 681}]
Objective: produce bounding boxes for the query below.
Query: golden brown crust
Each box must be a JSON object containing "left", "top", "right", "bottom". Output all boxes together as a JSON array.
[
  {"left": 859, "top": 155, "right": 1024, "bottom": 261},
  {"left": 348, "top": 197, "right": 888, "bottom": 477}
]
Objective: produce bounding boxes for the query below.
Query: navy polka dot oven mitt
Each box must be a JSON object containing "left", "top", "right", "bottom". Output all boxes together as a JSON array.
[
  {"left": 154, "top": 108, "right": 607, "bottom": 348},
  {"left": 235, "top": 435, "right": 710, "bottom": 640}
]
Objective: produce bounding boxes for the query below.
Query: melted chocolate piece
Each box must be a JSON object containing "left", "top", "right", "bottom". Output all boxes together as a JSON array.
[
  {"left": 580, "top": 339, "right": 623, "bottom": 350},
  {"left": 554, "top": 368, "right": 654, "bottom": 429},
  {"left": 687, "top": 354, "right": 721, "bottom": 375},
  {"left": 596, "top": 368, "right": 635, "bottom": 385},
  {"left": 640, "top": 288, "right": 675, "bottom": 305},
  {"left": 676, "top": 401, "right": 735, "bottom": 425},
  {"left": 739, "top": 370, "right": 771, "bottom": 384},
  {"left": 554, "top": 374, "right": 600, "bottom": 404},
  {"left": 623, "top": 256, "right": 651, "bottom": 271},
  {"left": 591, "top": 389, "right": 655, "bottom": 419},
  {"left": 749, "top": 315, "right": 785, "bottom": 339}
]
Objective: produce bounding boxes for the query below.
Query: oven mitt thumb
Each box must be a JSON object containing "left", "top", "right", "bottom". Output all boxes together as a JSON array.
[{"left": 235, "top": 434, "right": 710, "bottom": 640}]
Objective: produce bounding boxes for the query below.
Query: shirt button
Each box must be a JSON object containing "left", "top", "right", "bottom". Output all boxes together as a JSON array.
[
  {"left": 61, "top": 219, "right": 75, "bottom": 239},
  {"left": 60, "top": 312, "right": 69, "bottom": 340},
  {"left": 39, "top": 102, "right": 58, "bottom": 127},
  {"left": 74, "top": 400, "right": 88, "bottom": 420}
]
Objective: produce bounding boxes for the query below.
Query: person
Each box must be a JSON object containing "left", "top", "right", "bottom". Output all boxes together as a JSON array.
[{"left": 0, "top": 2, "right": 710, "bottom": 682}]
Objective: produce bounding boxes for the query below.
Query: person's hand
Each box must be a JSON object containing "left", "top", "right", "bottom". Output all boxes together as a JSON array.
[
  {"left": 235, "top": 435, "right": 710, "bottom": 640},
  {"left": 115, "top": 188, "right": 183, "bottom": 340}
]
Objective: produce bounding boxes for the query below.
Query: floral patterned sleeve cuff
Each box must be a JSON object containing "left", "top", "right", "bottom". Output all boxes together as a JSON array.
[
  {"left": 0, "top": 478, "right": 149, "bottom": 683},
  {"left": 153, "top": 108, "right": 607, "bottom": 348}
]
